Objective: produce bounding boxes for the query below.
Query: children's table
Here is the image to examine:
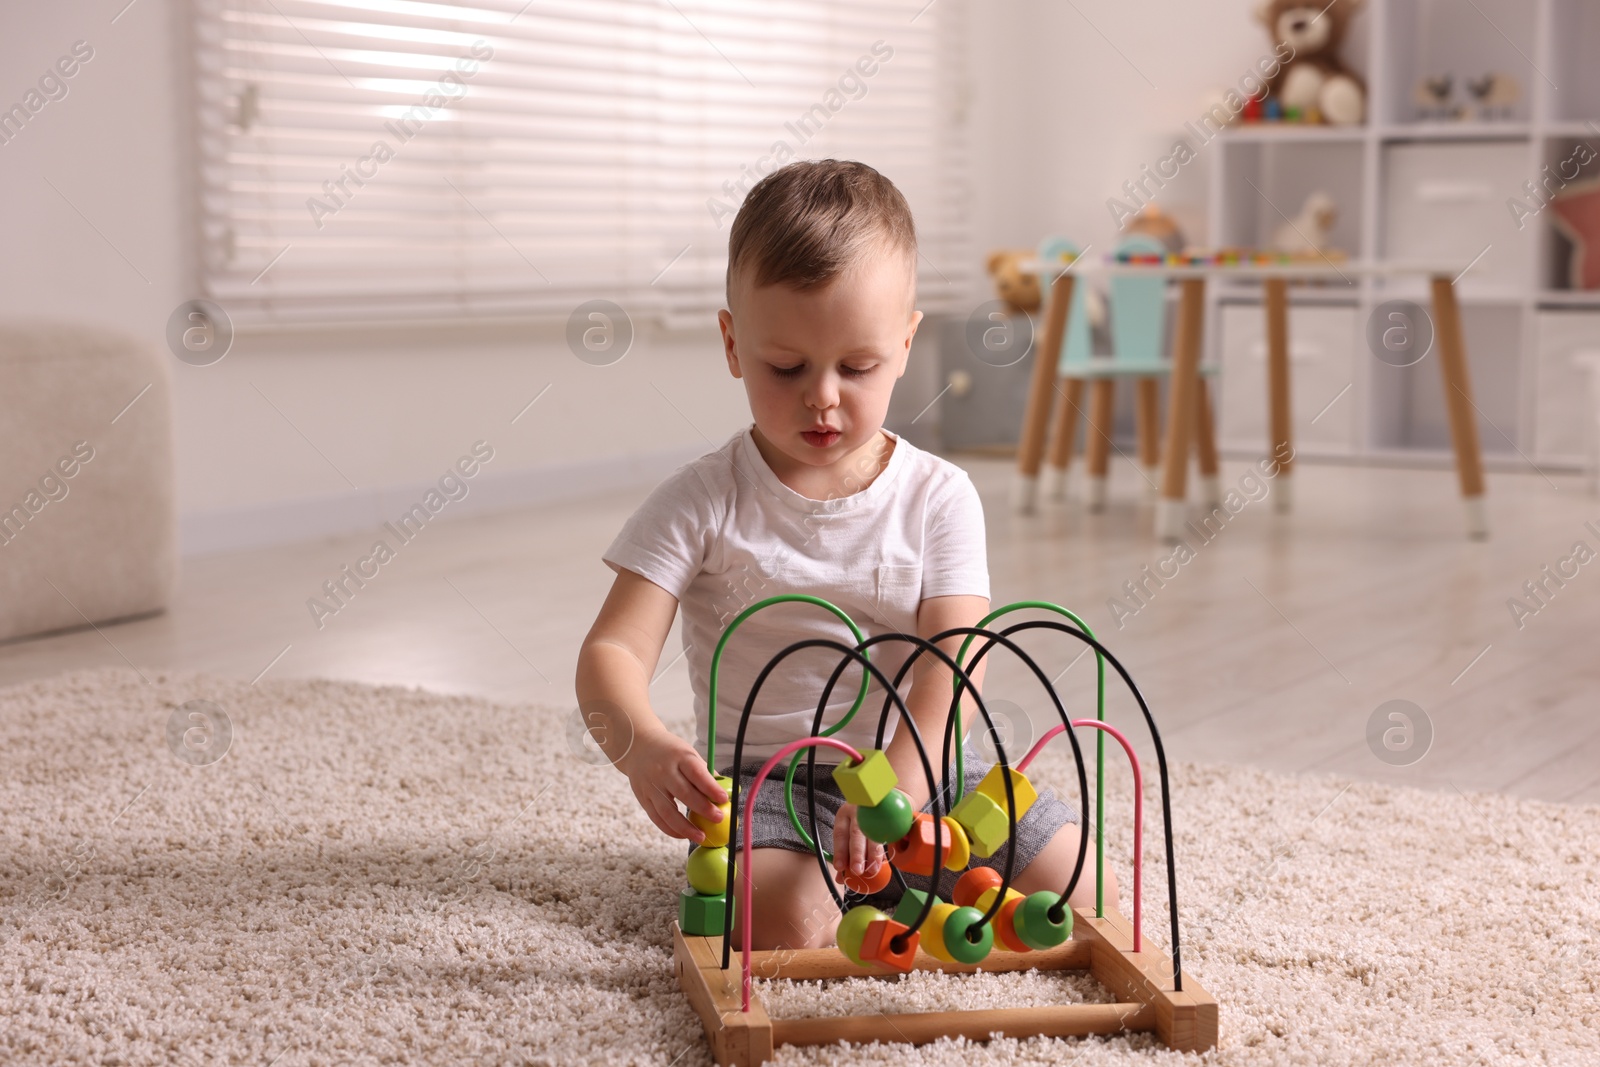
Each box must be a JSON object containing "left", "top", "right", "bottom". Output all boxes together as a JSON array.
[{"left": 1010, "top": 259, "right": 1489, "bottom": 540}]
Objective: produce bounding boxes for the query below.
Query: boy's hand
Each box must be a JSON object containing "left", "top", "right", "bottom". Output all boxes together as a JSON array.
[
  {"left": 617, "top": 727, "right": 729, "bottom": 845},
  {"left": 831, "top": 803, "right": 885, "bottom": 877}
]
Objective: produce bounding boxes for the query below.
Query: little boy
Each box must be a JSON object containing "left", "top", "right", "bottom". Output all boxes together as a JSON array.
[{"left": 575, "top": 159, "right": 1117, "bottom": 951}]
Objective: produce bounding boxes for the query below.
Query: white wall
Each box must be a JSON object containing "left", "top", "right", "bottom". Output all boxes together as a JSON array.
[{"left": 1, "top": 0, "right": 1279, "bottom": 553}]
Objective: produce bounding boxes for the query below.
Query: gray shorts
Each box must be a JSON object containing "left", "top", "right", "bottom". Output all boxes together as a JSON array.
[{"left": 691, "top": 752, "right": 1080, "bottom": 910}]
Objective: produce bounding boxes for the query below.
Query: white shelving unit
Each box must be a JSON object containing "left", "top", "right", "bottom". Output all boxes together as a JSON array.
[{"left": 1206, "top": 0, "right": 1600, "bottom": 470}]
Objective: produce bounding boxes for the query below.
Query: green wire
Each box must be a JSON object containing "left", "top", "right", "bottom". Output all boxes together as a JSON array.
[
  {"left": 953, "top": 602, "right": 1107, "bottom": 919},
  {"left": 706, "top": 595, "right": 869, "bottom": 854}
]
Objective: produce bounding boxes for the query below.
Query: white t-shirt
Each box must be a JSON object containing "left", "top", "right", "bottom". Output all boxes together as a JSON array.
[{"left": 602, "top": 423, "right": 990, "bottom": 771}]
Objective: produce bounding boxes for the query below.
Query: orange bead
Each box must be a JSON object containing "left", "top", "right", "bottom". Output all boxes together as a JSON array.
[
  {"left": 838, "top": 860, "right": 892, "bottom": 895},
  {"left": 953, "top": 866, "right": 1002, "bottom": 908},
  {"left": 885, "top": 813, "right": 954, "bottom": 877},
  {"left": 995, "top": 894, "right": 1031, "bottom": 952},
  {"left": 860, "top": 918, "right": 919, "bottom": 972}
]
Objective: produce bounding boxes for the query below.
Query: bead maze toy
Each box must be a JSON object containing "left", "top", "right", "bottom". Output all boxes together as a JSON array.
[{"left": 672, "top": 597, "right": 1217, "bottom": 1064}]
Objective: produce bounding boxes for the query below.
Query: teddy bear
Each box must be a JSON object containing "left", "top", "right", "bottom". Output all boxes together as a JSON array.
[
  {"left": 985, "top": 249, "right": 1042, "bottom": 314},
  {"left": 1257, "top": 0, "right": 1367, "bottom": 125}
]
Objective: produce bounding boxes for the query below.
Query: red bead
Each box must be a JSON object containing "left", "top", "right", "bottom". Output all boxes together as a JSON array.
[
  {"left": 860, "top": 918, "right": 919, "bottom": 972},
  {"left": 995, "top": 894, "right": 1031, "bottom": 952},
  {"left": 953, "top": 866, "right": 1002, "bottom": 908},
  {"left": 838, "top": 860, "right": 892, "bottom": 895}
]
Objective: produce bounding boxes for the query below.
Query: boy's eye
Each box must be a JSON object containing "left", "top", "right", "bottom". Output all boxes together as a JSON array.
[{"left": 770, "top": 364, "right": 874, "bottom": 379}]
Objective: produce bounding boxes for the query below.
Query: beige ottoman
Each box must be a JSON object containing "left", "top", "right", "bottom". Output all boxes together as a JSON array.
[{"left": 0, "top": 320, "right": 176, "bottom": 642}]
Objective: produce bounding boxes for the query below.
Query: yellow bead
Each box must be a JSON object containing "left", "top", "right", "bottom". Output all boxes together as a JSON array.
[
  {"left": 974, "top": 885, "right": 1024, "bottom": 914},
  {"left": 689, "top": 775, "right": 733, "bottom": 847},
  {"left": 940, "top": 816, "right": 970, "bottom": 871},
  {"left": 920, "top": 902, "right": 960, "bottom": 963},
  {"left": 975, "top": 764, "right": 1037, "bottom": 821},
  {"left": 832, "top": 749, "right": 899, "bottom": 807},
  {"left": 950, "top": 790, "right": 1011, "bottom": 857}
]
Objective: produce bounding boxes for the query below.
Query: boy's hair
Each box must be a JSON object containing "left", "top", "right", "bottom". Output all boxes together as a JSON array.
[{"left": 725, "top": 159, "right": 917, "bottom": 303}]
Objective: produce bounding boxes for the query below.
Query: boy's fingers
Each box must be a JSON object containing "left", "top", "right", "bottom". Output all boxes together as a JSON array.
[
  {"left": 680, "top": 752, "right": 729, "bottom": 803},
  {"left": 649, "top": 785, "right": 705, "bottom": 842}
]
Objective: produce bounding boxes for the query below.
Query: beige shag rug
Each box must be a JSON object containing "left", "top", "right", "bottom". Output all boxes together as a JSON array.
[{"left": 1, "top": 669, "right": 1597, "bottom": 1066}]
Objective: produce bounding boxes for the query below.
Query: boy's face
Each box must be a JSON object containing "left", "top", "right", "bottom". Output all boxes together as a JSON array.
[{"left": 717, "top": 248, "right": 922, "bottom": 494}]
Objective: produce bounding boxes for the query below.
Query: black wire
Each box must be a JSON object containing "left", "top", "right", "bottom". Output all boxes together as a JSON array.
[
  {"left": 720, "top": 638, "right": 943, "bottom": 975},
  {"left": 861, "top": 626, "right": 1093, "bottom": 942},
  {"left": 715, "top": 619, "right": 1186, "bottom": 992},
  {"left": 802, "top": 631, "right": 1000, "bottom": 953},
  {"left": 979, "top": 619, "right": 1187, "bottom": 992}
]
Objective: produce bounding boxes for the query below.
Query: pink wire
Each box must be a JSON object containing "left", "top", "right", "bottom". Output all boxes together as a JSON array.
[
  {"left": 737, "top": 735, "right": 865, "bottom": 1011},
  {"left": 1017, "top": 720, "right": 1143, "bottom": 951}
]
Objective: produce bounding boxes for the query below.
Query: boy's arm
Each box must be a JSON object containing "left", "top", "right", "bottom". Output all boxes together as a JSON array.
[
  {"left": 883, "top": 593, "right": 990, "bottom": 811},
  {"left": 575, "top": 566, "right": 727, "bottom": 841}
]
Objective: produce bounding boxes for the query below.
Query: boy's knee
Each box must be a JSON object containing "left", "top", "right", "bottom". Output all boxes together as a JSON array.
[{"left": 749, "top": 893, "right": 840, "bottom": 950}]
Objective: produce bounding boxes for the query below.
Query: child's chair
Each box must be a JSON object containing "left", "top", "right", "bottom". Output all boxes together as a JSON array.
[{"left": 1035, "top": 235, "right": 1222, "bottom": 511}]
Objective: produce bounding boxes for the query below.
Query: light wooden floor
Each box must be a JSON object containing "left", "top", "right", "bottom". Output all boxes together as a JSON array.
[{"left": 5, "top": 450, "right": 1599, "bottom": 807}]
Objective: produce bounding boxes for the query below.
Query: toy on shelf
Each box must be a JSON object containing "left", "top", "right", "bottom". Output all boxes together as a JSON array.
[
  {"left": 672, "top": 595, "right": 1218, "bottom": 1065},
  {"left": 984, "top": 249, "right": 1044, "bottom": 314},
  {"left": 1256, "top": 0, "right": 1366, "bottom": 126},
  {"left": 1414, "top": 71, "right": 1522, "bottom": 123},
  {"left": 1271, "top": 190, "right": 1340, "bottom": 257}
]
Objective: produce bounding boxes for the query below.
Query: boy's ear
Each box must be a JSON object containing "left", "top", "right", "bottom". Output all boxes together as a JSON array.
[{"left": 717, "top": 308, "right": 742, "bottom": 378}]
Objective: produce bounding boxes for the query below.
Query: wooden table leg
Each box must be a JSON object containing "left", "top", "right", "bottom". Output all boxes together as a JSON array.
[
  {"left": 1195, "top": 377, "right": 1221, "bottom": 507},
  {"left": 1046, "top": 376, "right": 1086, "bottom": 501},
  {"left": 1015, "top": 272, "right": 1075, "bottom": 514},
  {"left": 1264, "top": 276, "right": 1294, "bottom": 514},
  {"left": 1084, "top": 379, "right": 1116, "bottom": 511},
  {"left": 1430, "top": 275, "right": 1489, "bottom": 539},
  {"left": 1157, "top": 278, "right": 1206, "bottom": 540},
  {"left": 1136, "top": 377, "right": 1161, "bottom": 500}
]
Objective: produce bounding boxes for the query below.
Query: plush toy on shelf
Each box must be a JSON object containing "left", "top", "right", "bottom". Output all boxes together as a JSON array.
[
  {"left": 1270, "top": 191, "right": 1342, "bottom": 258},
  {"left": 984, "top": 249, "right": 1043, "bottom": 314},
  {"left": 1256, "top": 0, "right": 1367, "bottom": 126}
]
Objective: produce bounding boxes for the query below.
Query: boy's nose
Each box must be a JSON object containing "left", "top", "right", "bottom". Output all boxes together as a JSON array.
[{"left": 805, "top": 372, "right": 840, "bottom": 409}]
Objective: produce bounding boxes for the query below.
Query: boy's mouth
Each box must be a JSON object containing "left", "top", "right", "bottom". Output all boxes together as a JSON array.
[{"left": 801, "top": 429, "right": 840, "bottom": 448}]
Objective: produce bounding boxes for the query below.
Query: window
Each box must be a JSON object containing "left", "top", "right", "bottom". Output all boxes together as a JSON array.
[{"left": 194, "top": 0, "right": 973, "bottom": 328}]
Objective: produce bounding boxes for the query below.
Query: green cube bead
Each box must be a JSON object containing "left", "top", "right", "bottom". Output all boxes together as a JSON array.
[
  {"left": 951, "top": 790, "right": 1012, "bottom": 857},
  {"left": 892, "top": 887, "right": 935, "bottom": 929},
  {"left": 678, "top": 888, "right": 734, "bottom": 936},
  {"left": 832, "top": 749, "right": 899, "bottom": 807}
]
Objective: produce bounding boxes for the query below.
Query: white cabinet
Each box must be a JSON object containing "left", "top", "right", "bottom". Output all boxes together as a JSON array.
[
  {"left": 1381, "top": 142, "right": 1530, "bottom": 289},
  {"left": 1533, "top": 310, "right": 1600, "bottom": 465},
  {"left": 1217, "top": 303, "right": 1359, "bottom": 457}
]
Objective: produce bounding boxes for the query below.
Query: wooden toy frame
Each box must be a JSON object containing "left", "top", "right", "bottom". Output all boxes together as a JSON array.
[
  {"left": 673, "top": 599, "right": 1221, "bottom": 1063},
  {"left": 675, "top": 903, "right": 1217, "bottom": 1064}
]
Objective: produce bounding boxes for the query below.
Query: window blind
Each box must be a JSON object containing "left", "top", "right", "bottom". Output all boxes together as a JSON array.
[{"left": 193, "top": 0, "right": 974, "bottom": 328}]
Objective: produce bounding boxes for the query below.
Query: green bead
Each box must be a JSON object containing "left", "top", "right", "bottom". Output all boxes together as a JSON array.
[
  {"left": 686, "top": 845, "right": 728, "bottom": 895},
  {"left": 836, "top": 905, "right": 887, "bottom": 966},
  {"left": 677, "top": 888, "right": 733, "bottom": 936},
  {"left": 1014, "top": 891, "right": 1073, "bottom": 949},
  {"left": 941, "top": 904, "right": 995, "bottom": 964},
  {"left": 856, "top": 789, "right": 915, "bottom": 843},
  {"left": 892, "top": 887, "right": 934, "bottom": 929},
  {"left": 832, "top": 749, "right": 899, "bottom": 806}
]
